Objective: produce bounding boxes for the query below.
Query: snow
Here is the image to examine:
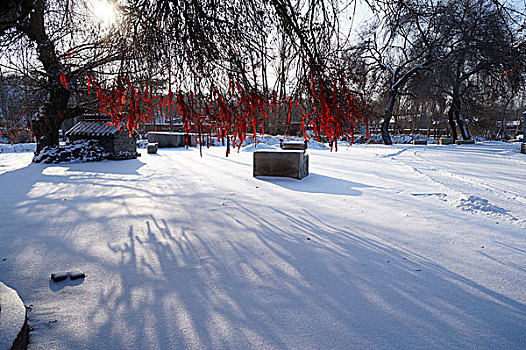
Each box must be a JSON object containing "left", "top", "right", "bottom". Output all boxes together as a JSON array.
[
  {"left": 32, "top": 140, "right": 108, "bottom": 163},
  {"left": 0, "top": 143, "right": 36, "bottom": 153},
  {"left": 0, "top": 282, "right": 27, "bottom": 350},
  {"left": 240, "top": 136, "right": 329, "bottom": 151},
  {"left": 0, "top": 141, "right": 525, "bottom": 349}
]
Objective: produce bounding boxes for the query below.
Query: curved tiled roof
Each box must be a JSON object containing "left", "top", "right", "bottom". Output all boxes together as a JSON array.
[{"left": 66, "top": 121, "right": 119, "bottom": 137}]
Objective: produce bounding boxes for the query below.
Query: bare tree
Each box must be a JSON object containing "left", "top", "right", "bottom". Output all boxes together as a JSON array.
[
  {"left": 433, "top": 0, "right": 526, "bottom": 141},
  {"left": 356, "top": 0, "right": 441, "bottom": 144},
  {"left": 1, "top": 0, "right": 133, "bottom": 153},
  {"left": 0, "top": 0, "right": 34, "bottom": 35}
]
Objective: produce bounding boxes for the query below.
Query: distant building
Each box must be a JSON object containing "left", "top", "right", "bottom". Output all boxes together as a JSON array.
[{"left": 495, "top": 119, "right": 523, "bottom": 139}]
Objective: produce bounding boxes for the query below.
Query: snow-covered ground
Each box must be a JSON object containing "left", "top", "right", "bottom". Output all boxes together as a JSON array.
[
  {"left": 0, "top": 142, "right": 36, "bottom": 154},
  {"left": 0, "top": 141, "right": 525, "bottom": 349}
]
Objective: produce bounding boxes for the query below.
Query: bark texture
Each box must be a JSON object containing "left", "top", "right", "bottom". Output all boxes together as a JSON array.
[{"left": 18, "top": 0, "right": 80, "bottom": 153}]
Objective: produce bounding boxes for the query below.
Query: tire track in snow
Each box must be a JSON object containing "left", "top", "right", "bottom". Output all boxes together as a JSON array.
[
  {"left": 383, "top": 147, "right": 526, "bottom": 228},
  {"left": 410, "top": 149, "right": 526, "bottom": 205}
]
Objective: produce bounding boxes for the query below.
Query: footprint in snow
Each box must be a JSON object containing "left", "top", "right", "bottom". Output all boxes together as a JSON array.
[
  {"left": 455, "top": 195, "right": 518, "bottom": 222},
  {"left": 411, "top": 192, "right": 447, "bottom": 201}
]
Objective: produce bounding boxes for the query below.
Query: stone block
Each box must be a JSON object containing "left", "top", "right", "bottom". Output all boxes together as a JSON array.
[
  {"left": 412, "top": 140, "right": 427, "bottom": 145},
  {"left": 147, "top": 132, "right": 194, "bottom": 148},
  {"left": 51, "top": 272, "right": 68, "bottom": 282},
  {"left": 147, "top": 142, "right": 158, "bottom": 154},
  {"left": 280, "top": 139, "right": 308, "bottom": 151},
  {"left": 68, "top": 270, "right": 86, "bottom": 280},
  {"left": 438, "top": 138, "right": 453, "bottom": 145},
  {"left": 455, "top": 139, "right": 475, "bottom": 145},
  {"left": 253, "top": 150, "right": 309, "bottom": 179}
]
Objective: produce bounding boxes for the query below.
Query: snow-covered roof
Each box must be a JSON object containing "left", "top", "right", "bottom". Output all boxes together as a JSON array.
[{"left": 66, "top": 121, "right": 119, "bottom": 137}]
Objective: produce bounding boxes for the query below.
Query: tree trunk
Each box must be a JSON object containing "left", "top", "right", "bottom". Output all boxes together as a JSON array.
[
  {"left": 381, "top": 115, "right": 392, "bottom": 145},
  {"left": 381, "top": 90, "right": 396, "bottom": 145},
  {"left": 19, "top": 0, "right": 76, "bottom": 154},
  {"left": 450, "top": 87, "right": 471, "bottom": 141},
  {"left": 32, "top": 117, "right": 60, "bottom": 154},
  {"left": 498, "top": 97, "right": 513, "bottom": 140},
  {"left": 33, "top": 89, "right": 73, "bottom": 153},
  {"left": 447, "top": 104, "right": 458, "bottom": 141},
  {"left": 455, "top": 110, "right": 471, "bottom": 141}
]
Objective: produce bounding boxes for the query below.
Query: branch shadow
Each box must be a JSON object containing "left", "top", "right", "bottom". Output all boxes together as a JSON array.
[
  {"left": 256, "top": 173, "right": 379, "bottom": 195},
  {"left": 76, "top": 206, "right": 526, "bottom": 349},
  {"left": 1, "top": 155, "right": 525, "bottom": 349}
]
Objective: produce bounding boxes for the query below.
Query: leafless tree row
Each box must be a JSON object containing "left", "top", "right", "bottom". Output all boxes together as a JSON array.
[{"left": 356, "top": 0, "right": 526, "bottom": 144}]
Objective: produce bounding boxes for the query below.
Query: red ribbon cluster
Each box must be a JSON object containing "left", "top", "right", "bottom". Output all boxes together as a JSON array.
[
  {"left": 92, "top": 74, "right": 369, "bottom": 155},
  {"left": 30, "top": 66, "right": 369, "bottom": 153}
]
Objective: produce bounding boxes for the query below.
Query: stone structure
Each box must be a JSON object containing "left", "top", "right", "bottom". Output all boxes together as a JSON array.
[
  {"left": 412, "top": 140, "right": 427, "bottom": 145},
  {"left": 455, "top": 139, "right": 475, "bottom": 145},
  {"left": 66, "top": 121, "right": 138, "bottom": 159},
  {"left": 280, "top": 139, "right": 308, "bottom": 151},
  {"left": 438, "top": 138, "right": 453, "bottom": 145},
  {"left": 147, "top": 132, "right": 196, "bottom": 148},
  {"left": 147, "top": 142, "right": 158, "bottom": 154},
  {"left": 253, "top": 150, "right": 309, "bottom": 179}
]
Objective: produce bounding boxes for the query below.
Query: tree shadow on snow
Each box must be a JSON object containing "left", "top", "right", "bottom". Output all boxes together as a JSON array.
[
  {"left": 76, "top": 207, "right": 526, "bottom": 349},
  {"left": 1, "top": 157, "right": 525, "bottom": 349},
  {"left": 257, "top": 173, "right": 379, "bottom": 195},
  {"left": 59, "top": 158, "right": 146, "bottom": 175}
]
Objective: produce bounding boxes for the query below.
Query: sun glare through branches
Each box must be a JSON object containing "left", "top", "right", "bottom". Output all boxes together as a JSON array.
[{"left": 89, "top": 0, "right": 117, "bottom": 27}]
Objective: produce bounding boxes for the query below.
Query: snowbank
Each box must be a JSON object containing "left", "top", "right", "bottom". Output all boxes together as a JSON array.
[
  {"left": 0, "top": 143, "right": 36, "bottom": 153},
  {"left": 241, "top": 135, "right": 329, "bottom": 151}
]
